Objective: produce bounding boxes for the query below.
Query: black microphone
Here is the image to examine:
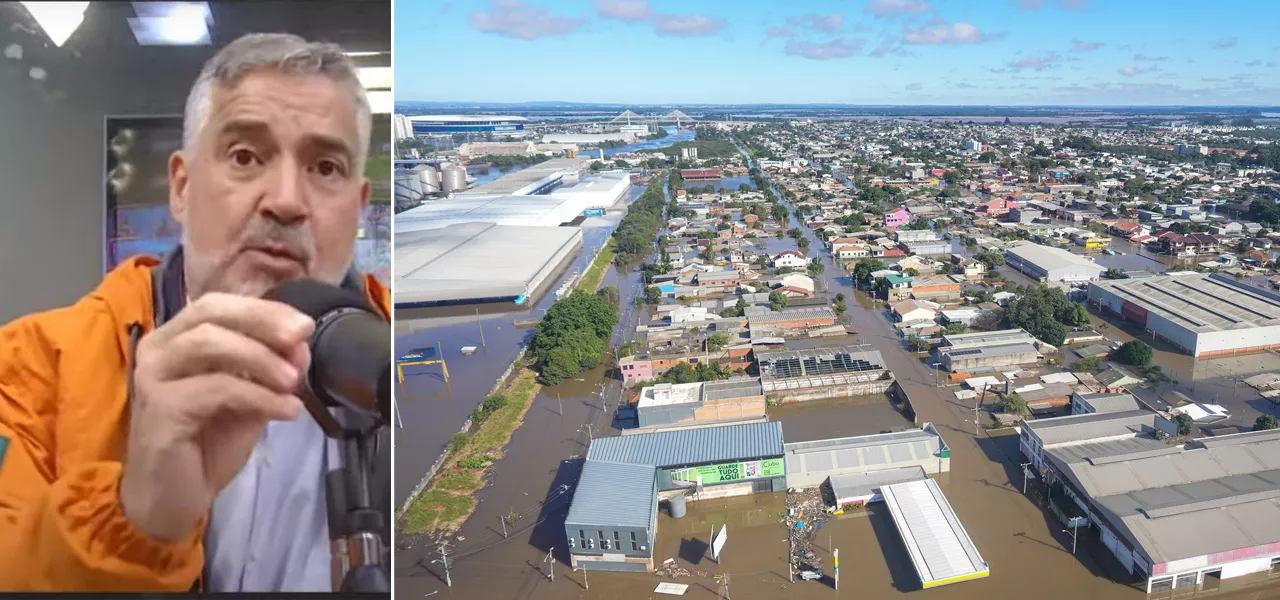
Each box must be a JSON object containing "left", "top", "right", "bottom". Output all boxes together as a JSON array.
[{"left": 264, "top": 279, "right": 391, "bottom": 437}]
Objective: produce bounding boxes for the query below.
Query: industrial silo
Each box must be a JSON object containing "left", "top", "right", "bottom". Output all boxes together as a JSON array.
[
  {"left": 415, "top": 164, "right": 440, "bottom": 194},
  {"left": 394, "top": 168, "right": 422, "bottom": 209},
  {"left": 441, "top": 165, "right": 467, "bottom": 192}
]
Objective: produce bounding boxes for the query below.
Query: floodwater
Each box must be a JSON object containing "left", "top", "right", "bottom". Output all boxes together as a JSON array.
[
  {"left": 391, "top": 184, "right": 644, "bottom": 507},
  {"left": 684, "top": 175, "right": 754, "bottom": 192},
  {"left": 769, "top": 396, "right": 913, "bottom": 441},
  {"left": 394, "top": 147, "right": 1280, "bottom": 598},
  {"left": 602, "top": 128, "right": 696, "bottom": 157}
]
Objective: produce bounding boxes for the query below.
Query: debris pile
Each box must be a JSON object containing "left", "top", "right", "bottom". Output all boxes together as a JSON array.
[
  {"left": 655, "top": 558, "right": 709, "bottom": 579},
  {"left": 783, "top": 488, "right": 831, "bottom": 572}
]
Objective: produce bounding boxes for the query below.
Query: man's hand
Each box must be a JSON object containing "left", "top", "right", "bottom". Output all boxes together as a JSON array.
[{"left": 119, "top": 293, "right": 315, "bottom": 543}]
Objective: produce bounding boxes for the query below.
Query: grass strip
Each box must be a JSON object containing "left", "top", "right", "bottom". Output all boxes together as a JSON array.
[
  {"left": 397, "top": 370, "right": 541, "bottom": 534},
  {"left": 578, "top": 237, "right": 617, "bottom": 293}
]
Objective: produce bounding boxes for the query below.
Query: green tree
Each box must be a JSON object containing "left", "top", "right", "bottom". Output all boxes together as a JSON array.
[
  {"left": 1254, "top": 414, "right": 1279, "bottom": 431},
  {"left": 539, "top": 347, "right": 579, "bottom": 385},
  {"left": 619, "top": 342, "right": 635, "bottom": 358},
  {"left": 1060, "top": 303, "right": 1092, "bottom": 328},
  {"left": 1174, "top": 412, "right": 1195, "bottom": 436},
  {"left": 974, "top": 251, "right": 1006, "bottom": 267},
  {"left": 1103, "top": 268, "right": 1126, "bottom": 279},
  {"left": 590, "top": 161, "right": 605, "bottom": 171},
  {"left": 1001, "top": 393, "right": 1028, "bottom": 417},
  {"left": 1115, "top": 340, "right": 1154, "bottom": 367},
  {"left": 853, "top": 258, "right": 886, "bottom": 283},
  {"left": 597, "top": 285, "right": 620, "bottom": 306},
  {"left": 807, "top": 260, "right": 825, "bottom": 277},
  {"left": 904, "top": 268, "right": 920, "bottom": 277},
  {"left": 449, "top": 432, "right": 470, "bottom": 454},
  {"left": 644, "top": 286, "right": 662, "bottom": 305},
  {"left": 707, "top": 332, "right": 730, "bottom": 353},
  {"left": 905, "top": 335, "right": 931, "bottom": 352},
  {"left": 835, "top": 293, "right": 846, "bottom": 302},
  {"left": 1073, "top": 356, "right": 1103, "bottom": 373},
  {"left": 769, "top": 291, "right": 789, "bottom": 311},
  {"left": 943, "top": 322, "right": 968, "bottom": 335}
]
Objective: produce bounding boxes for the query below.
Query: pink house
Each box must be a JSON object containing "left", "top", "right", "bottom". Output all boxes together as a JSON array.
[
  {"left": 983, "top": 198, "right": 1019, "bottom": 216},
  {"left": 619, "top": 357, "right": 654, "bottom": 384},
  {"left": 884, "top": 208, "right": 911, "bottom": 229}
]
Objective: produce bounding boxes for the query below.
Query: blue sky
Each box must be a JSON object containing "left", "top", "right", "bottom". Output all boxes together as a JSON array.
[{"left": 396, "top": 0, "right": 1280, "bottom": 106}]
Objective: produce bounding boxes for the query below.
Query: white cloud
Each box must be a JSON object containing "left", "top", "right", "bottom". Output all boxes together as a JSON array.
[
  {"left": 594, "top": 0, "right": 652, "bottom": 21},
  {"left": 653, "top": 13, "right": 724, "bottom": 37},
  {"left": 1057, "top": 0, "right": 1088, "bottom": 9},
  {"left": 469, "top": 0, "right": 586, "bottom": 40},
  {"left": 1014, "top": 0, "right": 1046, "bottom": 10},
  {"left": 1133, "top": 54, "right": 1168, "bottom": 62},
  {"left": 1008, "top": 53, "right": 1059, "bottom": 71},
  {"left": 766, "top": 25, "right": 795, "bottom": 38},
  {"left": 903, "top": 19, "right": 997, "bottom": 45},
  {"left": 596, "top": 1, "right": 724, "bottom": 38},
  {"left": 1213, "top": 37, "right": 1238, "bottom": 49},
  {"left": 1118, "top": 65, "right": 1144, "bottom": 77},
  {"left": 905, "top": 82, "right": 923, "bottom": 90},
  {"left": 1071, "top": 39, "right": 1102, "bottom": 52},
  {"left": 800, "top": 13, "right": 844, "bottom": 32},
  {"left": 865, "top": 0, "right": 932, "bottom": 17},
  {"left": 784, "top": 37, "right": 865, "bottom": 60}
]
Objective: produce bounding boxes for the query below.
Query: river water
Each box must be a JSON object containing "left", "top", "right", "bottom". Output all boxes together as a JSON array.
[{"left": 601, "top": 128, "right": 696, "bottom": 157}]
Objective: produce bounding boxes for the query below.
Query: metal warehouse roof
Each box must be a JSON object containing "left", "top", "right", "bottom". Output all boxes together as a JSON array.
[
  {"left": 940, "top": 328, "right": 1035, "bottom": 349},
  {"left": 1024, "top": 410, "right": 1159, "bottom": 447},
  {"left": 1094, "top": 467, "right": 1280, "bottom": 565},
  {"left": 1090, "top": 273, "right": 1280, "bottom": 333},
  {"left": 565, "top": 460, "right": 657, "bottom": 529},
  {"left": 784, "top": 428, "right": 943, "bottom": 477},
  {"left": 1046, "top": 436, "right": 1172, "bottom": 467},
  {"left": 829, "top": 467, "right": 927, "bottom": 505},
  {"left": 1075, "top": 392, "right": 1142, "bottom": 414},
  {"left": 703, "top": 378, "right": 764, "bottom": 402},
  {"left": 942, "top": 343, "right": 1039, "bottom": 360},
  {"left": 881, "top": 479, "right": 990, "bottom": 589},
  {"left": 1061, "top": 432, "right": 1280, "bottom": 499},
  {"left": 585, "top": 421, "right": 785, "bottom": 468},
  {"left": 746, "top": 307, "right": 837, "bottom": 325}
]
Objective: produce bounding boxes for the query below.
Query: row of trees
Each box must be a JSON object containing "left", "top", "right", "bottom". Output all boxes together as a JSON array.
[
  {"left": 614, "top": 174, "right": 669, "bottom": 258},
  {"left": 530, "top": 290, "right": 619, "bottom": 386}
]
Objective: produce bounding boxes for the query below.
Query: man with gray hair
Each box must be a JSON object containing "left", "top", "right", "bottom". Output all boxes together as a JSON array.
[{"left": 0, "top": 33, "right": 390, "bottom": 592}]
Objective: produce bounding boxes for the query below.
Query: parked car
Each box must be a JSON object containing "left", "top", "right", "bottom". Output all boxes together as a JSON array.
[{"left": 799, "top": 569, "right": 824, "bottom": 581}]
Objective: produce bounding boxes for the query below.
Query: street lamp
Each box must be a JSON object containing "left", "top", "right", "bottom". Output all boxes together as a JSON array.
[{"left": 1063, "top": 520, "right": 1079, "bottom": 554}]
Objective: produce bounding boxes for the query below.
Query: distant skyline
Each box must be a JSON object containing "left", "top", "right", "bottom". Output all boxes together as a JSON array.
[{"left": 397, "top": 0, "right": 1279, "bottom": 106}]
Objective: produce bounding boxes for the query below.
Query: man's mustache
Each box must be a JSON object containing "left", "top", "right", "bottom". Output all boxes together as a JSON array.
[{"left": 238, "top": 219, "right": 314, "bottom": 264}]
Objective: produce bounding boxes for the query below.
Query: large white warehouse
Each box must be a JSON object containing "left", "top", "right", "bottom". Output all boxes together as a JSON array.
[
  {"left": 1087, "top": 273, "right": 1280, "bottom": 358},
  {"left": 1004, "top": 242, "right": 1106, "bottom": 283}
]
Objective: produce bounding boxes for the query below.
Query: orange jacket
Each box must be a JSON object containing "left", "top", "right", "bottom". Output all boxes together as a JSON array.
[{"left": 0, "top": 256, "right": 390, "bottom": 591}]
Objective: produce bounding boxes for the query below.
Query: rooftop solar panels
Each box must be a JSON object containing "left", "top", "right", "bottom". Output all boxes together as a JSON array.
[
  {"left": 947, "top": 348, "right": 983, "bottom": 357},
  {"left": 758, "top": 346, "right": 887, "bottom": 380}
]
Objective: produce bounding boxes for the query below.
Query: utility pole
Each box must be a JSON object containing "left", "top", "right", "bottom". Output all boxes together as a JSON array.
[
  {"left": 440, "top": 543, "right": 452, "bottom": 587},
  {"left": 1021, "top": 462, "right": 1032, "bottom": 494},
  {"left": 477, "top": 308, "right": 485, "bottom": 347},
  {"left": 1064, "top": 521, "right": 1078, "bottom": 554},
  {"left": 546, "top": 547, "right": 555, "bottom": 581},
  {"left": 499, "top": 515, "right": 507, "bottom": 538},
  {"left": 788, "top": 529, "right": 793, "bottom": 582},
  {"left": 557, "top": 393, "right": 563, "bottom": 416},
  {"left": 581, "top": 565, "right": 588, "bottom": 590},
  {"left": 834, "top": 548, "right": 839, "bottom": 590}
]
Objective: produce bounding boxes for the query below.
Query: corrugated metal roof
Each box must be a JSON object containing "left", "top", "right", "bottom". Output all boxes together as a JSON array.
[
  {"left": 565, "top": 460, "right": 657, "bottom": 529},
  {"left": 881, "top": 479, "right": 989, "bottom": 587},
  {"left": 1024, "top": 410, "right": 1158, "bottom": 447},
  {"left": 828, "top": 467, "right": 927, "bottom": 504},
  {"left": 1046, "top": 436, "right": 1172, "bottom": 466},
  {"left": 703, "top": 377, "right": 764, "bottom": 402},
  {"left": 586, "top": 421, "right": 785, "bottom": 468},
  {"left": 1076, "top": 392, "right": 1141, "bottom": 414},
  {"left": 785, "top": 429, "right": 941, "bottom": 476}
]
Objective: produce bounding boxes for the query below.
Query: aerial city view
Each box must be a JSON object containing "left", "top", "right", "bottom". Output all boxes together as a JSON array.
[{"left": 391, "top": 1, "right": 1280, "bottom": 598}]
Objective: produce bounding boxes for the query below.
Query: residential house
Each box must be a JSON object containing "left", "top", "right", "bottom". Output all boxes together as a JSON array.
[
  {"left": 910, "top": 276, "right": 962, "bottom": 301},
  {"left": 884, "top": 208, "right": 911, "bottom": 229},
  {"left": 882, "top": 273, "right": 914, "bottom": 301},
  {"left": 893, "top": 299, "right": 938, "bottom": 323},
  {"left": 772, "top": 250, "right": 808, "bottom": 269}
]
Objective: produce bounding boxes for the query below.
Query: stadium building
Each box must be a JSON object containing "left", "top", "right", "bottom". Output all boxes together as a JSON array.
[{"left": 408, "top": 114, "right": 526, "bottom": 134}]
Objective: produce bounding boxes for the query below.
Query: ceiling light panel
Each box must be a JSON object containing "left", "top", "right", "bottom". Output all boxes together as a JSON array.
[{"left": 21, "top": 1, "right": 89, "bottom": 47}]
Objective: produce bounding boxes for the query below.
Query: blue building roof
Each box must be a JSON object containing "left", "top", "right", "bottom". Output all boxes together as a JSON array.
[
  {"left": 565, "top": 461, "right": 657, "bottom": 529},
  {"left": 586, "top": 421, "right": 785, "bottom": 468}
]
